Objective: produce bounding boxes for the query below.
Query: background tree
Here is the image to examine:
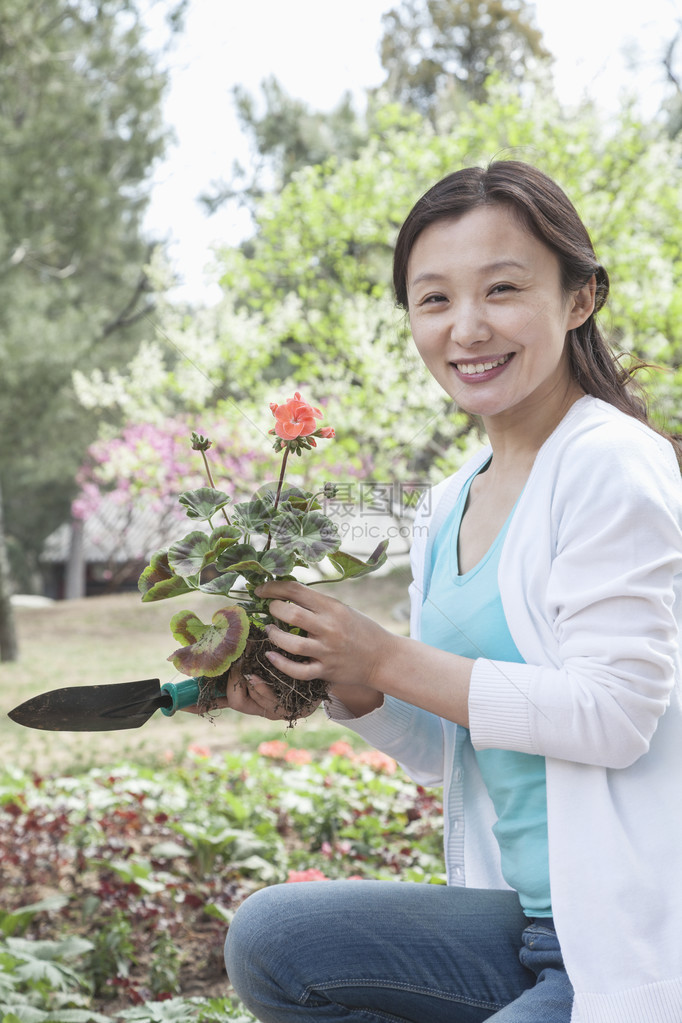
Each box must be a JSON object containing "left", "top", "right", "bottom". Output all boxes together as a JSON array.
[
  {"left": 376, "top": 0, "right": 551, "bottom": 114},
  {"left": 0, "top": 0, "right": 184, "bottom": 653},
  {"left": 203, "top": 77, "right": 367, "bottom": 215},
  {"left": 79, "top": 85, "right": 682, "bottom": 537},
  {"left": 203, "top": 0, "right": 551, "bottom": 214},
  {"left": 661, "top": 20, "right": 682, "bottom": 137}
]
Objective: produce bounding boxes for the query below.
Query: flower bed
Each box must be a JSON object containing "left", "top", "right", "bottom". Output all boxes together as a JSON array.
[{"left": 0, "top": 740, "right": 443, "bottom": 1021}]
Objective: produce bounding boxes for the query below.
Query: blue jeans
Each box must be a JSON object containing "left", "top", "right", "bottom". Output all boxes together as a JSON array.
[{"left": 224, "top": 881, "right": 573, "bottom": 1022}]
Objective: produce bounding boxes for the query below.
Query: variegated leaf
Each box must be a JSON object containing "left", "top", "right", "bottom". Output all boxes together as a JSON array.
[
  {"left": 199, "top": 572, "right": 239, "bottom": 596},
  {"left": 327, "top": 539, "right": 389, "bottom": 579},
  {"left": 270, "top": 509, "right": 340, "bottom": 563},
  {"left": 138, "top": 550, "right": 194, "bottom": 603},
  {"left": 231, "top": 498, "right": 273, "bottom": 534},
  {"left": 178, "top": 487, "right": 231, "bottom": 522},
  {"left": 167, "top": 606, "right": 250, "bottom": 678}
]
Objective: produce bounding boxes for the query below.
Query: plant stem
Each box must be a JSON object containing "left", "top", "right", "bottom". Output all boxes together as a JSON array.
[
  {"left": 305, "top": 488, "right": 325, "bottom": 513},
  {"left": 264, "top": 445, "right": 290, "bottom": 552},
  {"left": 273, "top": 446, "right": 290, "bottom": 513}
]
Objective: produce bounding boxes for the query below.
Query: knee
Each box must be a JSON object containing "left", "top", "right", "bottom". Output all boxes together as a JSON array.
[{"left": 224, "top": 884, "right": 291, "bottom": 1002}]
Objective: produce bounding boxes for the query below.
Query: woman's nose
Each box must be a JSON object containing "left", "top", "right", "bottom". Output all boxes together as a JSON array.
[{"left": 448, "top": 302, "right": 491, "bottom": 347}]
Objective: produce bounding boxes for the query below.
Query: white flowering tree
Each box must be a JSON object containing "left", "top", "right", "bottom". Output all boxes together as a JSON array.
[{"left": 73, "top": 84, "right": 682, "bottom": 548}]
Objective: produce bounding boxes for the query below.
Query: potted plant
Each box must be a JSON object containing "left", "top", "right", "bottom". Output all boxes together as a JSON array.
[{"left": 138, "top": 392, "right": 388, "bottom": 722}]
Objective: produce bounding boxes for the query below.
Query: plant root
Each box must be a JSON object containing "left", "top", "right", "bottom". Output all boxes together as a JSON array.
[{"left": 238, "top": 624, "right": 329, "bottom": 725}]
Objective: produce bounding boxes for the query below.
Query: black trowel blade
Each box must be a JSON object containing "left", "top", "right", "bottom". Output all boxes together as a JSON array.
[{"left": 8, "top": 678, "right": 171, "bottom": 731}]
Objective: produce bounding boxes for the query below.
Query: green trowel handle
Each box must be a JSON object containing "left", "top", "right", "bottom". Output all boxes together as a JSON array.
[{"left": 160, "top": 678, "right": 202, "bottom": 716}]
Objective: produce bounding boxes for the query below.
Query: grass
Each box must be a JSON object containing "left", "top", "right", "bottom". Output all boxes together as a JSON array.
[{"left": 0, "top": 568, "right": 411, "bottom": 773}]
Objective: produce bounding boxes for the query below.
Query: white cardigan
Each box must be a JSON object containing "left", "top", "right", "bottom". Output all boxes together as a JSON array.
[{"left": 328, "top": 396, "right": 682, "bottom": 1023}]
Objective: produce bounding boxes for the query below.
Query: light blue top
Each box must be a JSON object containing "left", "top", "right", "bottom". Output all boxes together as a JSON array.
[{"left": 420, "top": 464, "right": 552, "bottom": 917}]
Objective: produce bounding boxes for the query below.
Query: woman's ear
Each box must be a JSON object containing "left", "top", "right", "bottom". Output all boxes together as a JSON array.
[{"left": 568, "top": 274, "right": 597, "bottom": 329}]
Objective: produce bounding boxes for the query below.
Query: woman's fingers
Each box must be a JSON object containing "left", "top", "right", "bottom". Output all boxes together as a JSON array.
[
  {"left": 264, "top": 644, "right": 322, "bottom": 681},
  {"left": 229, "top": 672, "right": 287, "bottom": 719},
  {"left": 256, "top": 579, "right": 321, "bottom": 610},
  {"left": 266, "top": 597, "right": 317, "bottom": 632},
  {"left": 265, "top": 622, "right": 314, "bottom": 657}
]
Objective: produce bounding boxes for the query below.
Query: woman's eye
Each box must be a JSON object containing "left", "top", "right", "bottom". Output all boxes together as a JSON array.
[
  {"left": 422, "top": 294, "right": 447, "bottom": 304},
  {"left": 490, "top": 283, "right": 516, "bottom": 295}
]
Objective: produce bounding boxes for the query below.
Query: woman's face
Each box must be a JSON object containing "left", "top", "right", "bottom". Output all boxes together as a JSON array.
[{"left": 406, "top": 205, "right": 594, "bottom": 428}]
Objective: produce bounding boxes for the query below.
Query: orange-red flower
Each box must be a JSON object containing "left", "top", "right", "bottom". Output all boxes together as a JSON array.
[
  {"left": 284, "top": 748, "right": 313, "bottom": 765},
  {"left": 286, "top": 868, "right": 329, "bottom": 883},
  {"left": 328, "top": 740, "right": 354, "bottom": 758},
  {"left": 257, "top": 739, "right": 289, "bottom": 759},
  {"left": 270, "top": 392, "right": 323, "bottom": 440},
  {"left": 353, "top": 750, "right": 398, "bottom": 774}
]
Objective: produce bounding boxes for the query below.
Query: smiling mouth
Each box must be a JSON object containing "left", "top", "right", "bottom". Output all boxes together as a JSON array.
[{"left": 454, "top": 354, "right": 513, "bottom": 375}]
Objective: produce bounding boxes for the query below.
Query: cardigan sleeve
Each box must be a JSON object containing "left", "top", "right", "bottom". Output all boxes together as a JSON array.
[
  {"left": 326, "top": 693, "right": 448, "bottom": 787},
  {"left": 323, "top": 473, "right": 457, "bottom": 787},
  {"left": 469, "top": 419, "right": 682, "bottom": 769}
]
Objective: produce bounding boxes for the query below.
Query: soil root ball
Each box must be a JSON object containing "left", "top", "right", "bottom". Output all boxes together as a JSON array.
[{"left": 235, "top": 623, "right": 329, "bottom": 725}]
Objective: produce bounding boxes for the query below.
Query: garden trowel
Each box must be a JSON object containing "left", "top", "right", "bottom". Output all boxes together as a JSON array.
[{"left": 7, "top": 676, "right": 218, "bottom": 732}]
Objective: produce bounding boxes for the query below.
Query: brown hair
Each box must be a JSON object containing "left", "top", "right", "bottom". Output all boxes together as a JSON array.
[{"left": 393, "top": 160, "right": 653, "bottom": 427}]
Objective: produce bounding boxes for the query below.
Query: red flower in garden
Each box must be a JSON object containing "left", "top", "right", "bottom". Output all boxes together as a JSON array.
[
  {"left": 284, "top": 748, "right": 313, "bottom": 765},
  {"left": 286, "top": 868, "right": 329, "bottom": 883},
  {"left": 269, "top": 392, "right": 323, "bottom": 440}
]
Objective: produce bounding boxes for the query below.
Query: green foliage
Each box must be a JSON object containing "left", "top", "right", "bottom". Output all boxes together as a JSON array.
[
  {"left": 149, "top": 931, "right": 181, "bottom": 998},
  {"left": 86, "top": 911, "right": 136, "bottom": 998},
  {"left": 377, "top": 0, "right": 551, "bottom": 111},
  {"left": 0, "top": 0, "right": 182, "bottom": 584},
  {"left": 0, "top": 743, "right": 444, "bottom": 1019},
  {"left": 74, "top": 82, "right": 682, "bottom": 525},
  {"left": 0, "top": 896, "right": 68, "bottom": 939},
  {"left": 207, "top": 84, "right": 682, "bottom": 464},
  {"left": 0, "top": 931, "right": 105, "bottom": 1022},
  {"left": 204, "top": 77, "right": 367, "bottom": 212}
]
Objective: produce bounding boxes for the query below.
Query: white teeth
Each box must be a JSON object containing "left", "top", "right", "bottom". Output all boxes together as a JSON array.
[{"left": 456, "top": 354, "right": 511, "bottom": 375}]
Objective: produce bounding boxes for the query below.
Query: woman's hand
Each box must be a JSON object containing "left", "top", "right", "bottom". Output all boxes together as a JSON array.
[
  {"left": 182, "top": 663, "right": 320, "bottom": 721},
  {"left": 254, "top": 580, "right": 397, "bottom": 693}
]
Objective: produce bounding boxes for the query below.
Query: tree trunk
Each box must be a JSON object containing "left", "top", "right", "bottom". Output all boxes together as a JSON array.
[
  {"left": 65, "top": 519, "right": 85, "bottom": 600},
  {"left": 0, "top": 479, "right": 18, "bottom": 661}
]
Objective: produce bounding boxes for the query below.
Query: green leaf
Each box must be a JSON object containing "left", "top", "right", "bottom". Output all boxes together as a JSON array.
[
  {"left": 215, "top": 544, "right": 296, "bottom": 580},
  {"left": 204, "top": 902, "right": 234, "bottom": 923},
  {"left": 199, "top": 572, "right": 238, "bottom": 596},
  {"left": 167, "top": 531, "right": 211, "bottom": 578},
  {"left": 167, "top": 606, "right": 250, "bottom": 678},
  {"left": 209, "top": 524, "right": 242, "bottom": 545},
  {"left": 148, "top": 841, "right": 192, "bottom": 860},
  {"left": 178, "top": 488, "right": 231, "bottom": 522},
  {"left": 0, "top": 1009, "right": 46, "bottom": 1023},
  {"left": 270, "top": 510, "right": 340, "bottom": 563},
  {"left": 0, "top": 895, "right": 68, "bottom": 938},
  {"left": 6, "top": 936, "right": 93, "bottom": 961},
  {"left": 259, "top": 548, "right": 296, "bottom": 577},
  {"left": 117, "top": 998, "right": 198, "bottom": 1022},
  {"left": 138, "top": 550, "right": 194, "bottom": 603},
  {"left": 167, "top": 531, "right": 239, "bottom": 579},
  {"left": 169, "top": 610, "right": 209, "bottom": 647},
  {"left": 254, "top": 483, "right": 315, "bottom": 512},
  {"left": 215, "top": 544, "right": 270, "bottom": 579},
  {"left": 327, "top": 539, "right": 389, "bottom": 579},
  {"left": 215, "top": 543, "right": 260, "bottom": 572},
  {"left": 231, "top": 498, "right": 273, "bottom": 534},
  {"left": 45, "top": 1012, "right": 112, "bottom": 1023}
]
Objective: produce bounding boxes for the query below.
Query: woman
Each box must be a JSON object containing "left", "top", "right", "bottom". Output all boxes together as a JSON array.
[{"left": 221, "top": 162, "right": 682, "bottom": 1022}]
